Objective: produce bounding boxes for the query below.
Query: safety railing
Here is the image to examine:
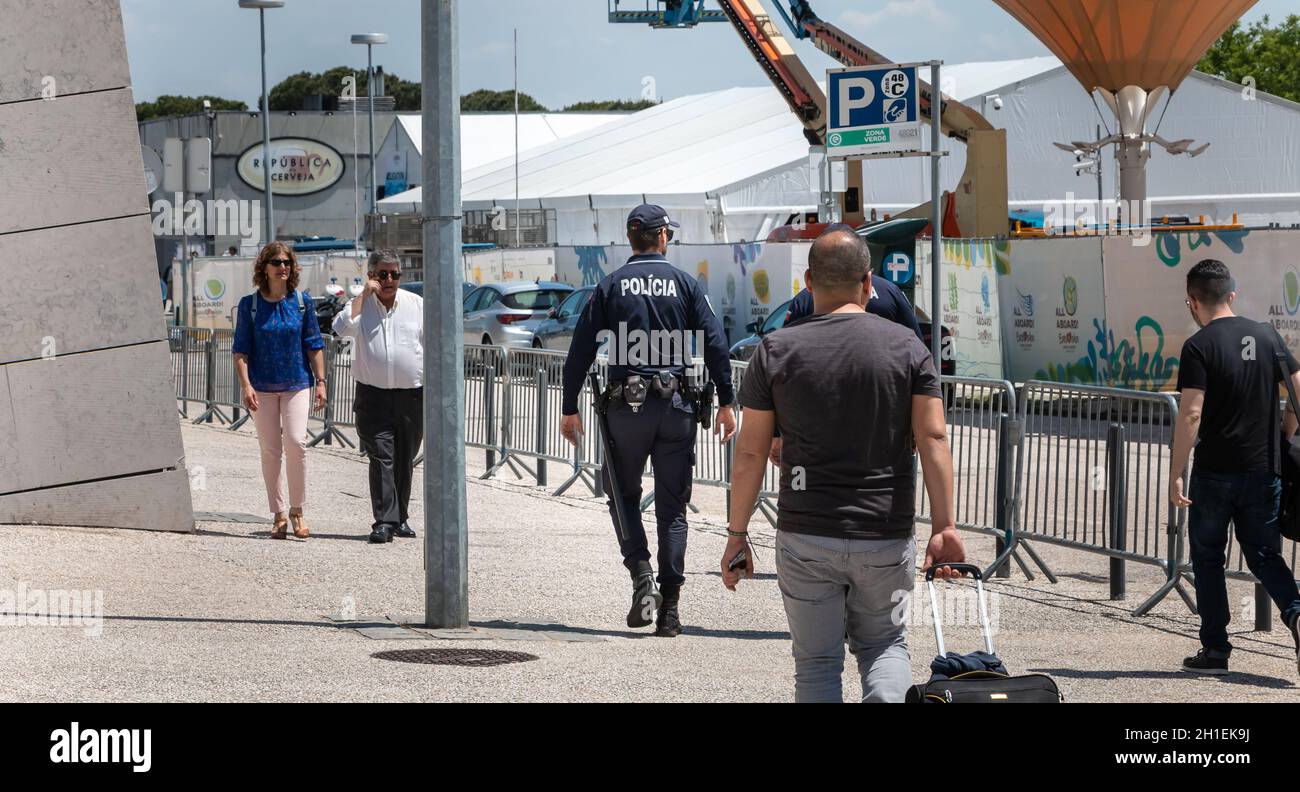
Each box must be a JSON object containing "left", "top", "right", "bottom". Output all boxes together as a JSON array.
[
  {"left": 1015, "top": 381, "right": 1193, "bottom": 616},
  {"left": 916, "top": 377, "right": 1020, "bottom": 581},
  {"left": 177, "top": 330, "right": 1300, "bottom": 625},
  {"left": 463, "top": 344, "right": 509, "bottom": 476},
  {"left": 498, "top": 348, "right": 583, "bottom": 489},
  {"left": 170, "top": 327, "right": 212, "bottom": 418}
]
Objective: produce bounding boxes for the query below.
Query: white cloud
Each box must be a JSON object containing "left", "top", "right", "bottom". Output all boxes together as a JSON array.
[{"left": 842, "top": 0, "right": 956, "bottom": 30}]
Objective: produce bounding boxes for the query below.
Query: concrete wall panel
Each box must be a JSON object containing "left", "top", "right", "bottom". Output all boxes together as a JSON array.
[
  {"left": 0, "top": 469, "right": 192, "bottom": 532},
  {"left": 0, "top": 342, "right": 185, "bottom": 495},
  {"left": 0, "top": 87, "right": 147, "bottom": 235},
  {"left": 0, "top": 0, "right": 130, "bottom": 104},
  {"left": 0, "top": 215, "right": 166, "bottom": 365},
  {"left": 0, "top": 1, "right": 193, "bottom": 532}
]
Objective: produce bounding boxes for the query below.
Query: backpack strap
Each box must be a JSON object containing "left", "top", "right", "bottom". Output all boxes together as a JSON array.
[
  {"left": 1264, "top": 321, "right": 1300, "bottom": 413},
  {"left": 251, "top": 291, "right": 308, "bottom": 320}
]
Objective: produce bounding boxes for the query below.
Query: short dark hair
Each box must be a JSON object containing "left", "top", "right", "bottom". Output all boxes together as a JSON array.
[
  {"left": 628, "top": 226, "right": 663, "bottom": 252},
  {"left": 1187, "top": 259, "right": 1233, "bottom": 305},
  {"left": 808, "top": 228, "right": 871, "bottom": 294}
]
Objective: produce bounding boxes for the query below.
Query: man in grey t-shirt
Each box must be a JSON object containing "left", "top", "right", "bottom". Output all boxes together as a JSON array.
[{"left": 721, "top": 228, "right": 965, "bottom": 703}]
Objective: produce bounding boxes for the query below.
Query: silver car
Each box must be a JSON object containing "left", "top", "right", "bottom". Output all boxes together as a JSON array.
[
  {"left": 463, "top": 281, "right": 574, "bottom": 348},
  {"left": 532, "top": 286, "right": 596, "bottom": 351}
]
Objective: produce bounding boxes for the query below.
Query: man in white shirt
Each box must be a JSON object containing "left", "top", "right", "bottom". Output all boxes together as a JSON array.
[{"left": 333, "top": 251, "right": 424, "bottom": 544}]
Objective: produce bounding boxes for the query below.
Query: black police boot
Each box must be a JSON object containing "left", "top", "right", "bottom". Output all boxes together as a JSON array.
[
  {"left": 627, "top": 565, "right": 661, "bottom": 629},
  {"left": 655, "top": 585, "right": 682, "bottom": 638}
]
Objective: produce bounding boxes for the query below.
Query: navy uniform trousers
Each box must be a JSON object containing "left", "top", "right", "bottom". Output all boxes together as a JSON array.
[{"left": 602, "top": 391, "right": 697, "bottom": 587}]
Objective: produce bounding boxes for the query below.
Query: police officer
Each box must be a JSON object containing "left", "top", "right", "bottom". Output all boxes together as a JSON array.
[
  {"left": 769, "top": 225, "right": 926, "bottom": 465},
  {"left": 560, "top": 205, "right": 736, "bottom": 637},
  {"left": 783, "top": 225, "right": 923, "bottom": 338}
]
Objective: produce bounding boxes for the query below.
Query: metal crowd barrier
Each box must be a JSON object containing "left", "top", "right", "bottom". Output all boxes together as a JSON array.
[
  {"left": 725, "top": 360, "right": 779, "bottom": 526},
  {"left": 916, "top": 377, "right": 1020, "bottom": 581},
  {"left": 463, "top": 344, "right": 509, "bottom": 477},
  {"left": 190, "top": 329, "right": 242, "bottom": 428},
  {"left": 307, "top": 336, "right": 356, "bottom": 448},
  {"left": 170, "top": 327, "right": 212, "bottom": 418},
  {"left": 168, "top": 330, "right": 1300, "bottom": 628},
  {"left": 1015, "top": 381, "right": 1193, "bottom": 616},
  {"left": 497, "top": 348, "right": 587, "bottom": 490}
]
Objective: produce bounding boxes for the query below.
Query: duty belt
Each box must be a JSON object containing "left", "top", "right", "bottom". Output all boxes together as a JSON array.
[{"left": 604, "top": 372, "right": 713, "bottom": 428}]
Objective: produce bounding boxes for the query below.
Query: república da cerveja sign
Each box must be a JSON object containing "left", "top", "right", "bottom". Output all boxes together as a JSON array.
[{"left": 236, "top": 137, "right": 346, "bottom": 196}]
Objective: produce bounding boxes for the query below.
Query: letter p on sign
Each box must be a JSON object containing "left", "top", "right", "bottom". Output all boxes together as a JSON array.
[{"left": 837, "top": 78, "right": 875, "bottom": 128}]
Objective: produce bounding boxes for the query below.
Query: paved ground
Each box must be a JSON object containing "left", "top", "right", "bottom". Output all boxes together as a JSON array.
[{"left": 0, "top": 418, "right": 1297, "bottom": 702}]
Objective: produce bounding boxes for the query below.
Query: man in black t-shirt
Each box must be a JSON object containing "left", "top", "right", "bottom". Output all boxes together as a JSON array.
[
  {"left": 1170, "top": 259, "right": 1300, "bottom": 676},
  {"left": 720, "top": 228, "right": 965, "bottom": 702}
]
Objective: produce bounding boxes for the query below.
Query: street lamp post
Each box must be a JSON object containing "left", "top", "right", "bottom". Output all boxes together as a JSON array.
[
  {"left": 351, "top": 33, "right": 388, "bottom": 221},
  {"left": 239, "top": 0, "right": 284, "bottom": 247}
]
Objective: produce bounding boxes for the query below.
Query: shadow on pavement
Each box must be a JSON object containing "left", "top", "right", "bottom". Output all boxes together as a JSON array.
[
  {"left": 1030, "top": 667, "right": 1295, "bottom": 689},
  {"left": 471, "top": 619, "right": 789, "bottom": 641}
]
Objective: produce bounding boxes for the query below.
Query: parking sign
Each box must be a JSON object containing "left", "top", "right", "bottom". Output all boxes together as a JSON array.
[{"left": 827, "top": 64, "right": 922, "bottom": 159}]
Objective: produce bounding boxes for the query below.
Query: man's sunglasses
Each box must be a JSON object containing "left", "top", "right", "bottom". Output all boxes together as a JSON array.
[
  {"left": 373, "top": 271, "right": 402, "bottom": 282},
  {"left": 266, "top": 258, "right": 292, "bottom": 268}
]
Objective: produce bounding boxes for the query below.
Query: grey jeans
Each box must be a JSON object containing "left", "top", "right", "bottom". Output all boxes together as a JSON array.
[{"left": 775, "top": 530, "right": 915, "bottom": 703}]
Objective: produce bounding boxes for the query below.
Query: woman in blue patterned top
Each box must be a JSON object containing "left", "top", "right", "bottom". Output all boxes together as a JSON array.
[{"left": 233, "top": 242, "right": 327, "bottom": 540}]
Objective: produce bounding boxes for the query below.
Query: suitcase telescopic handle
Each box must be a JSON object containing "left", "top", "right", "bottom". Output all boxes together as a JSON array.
[
  {"left": 924, "top": 563, "right": 983, "bottom": 582},
  {"left": 923, "top": 564, "right": 994, "bottom": 657}
]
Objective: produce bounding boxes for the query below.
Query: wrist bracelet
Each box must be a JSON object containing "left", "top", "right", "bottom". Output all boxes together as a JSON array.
[{"left": 727, "top": 529, "right": 749, "bottom": 538}]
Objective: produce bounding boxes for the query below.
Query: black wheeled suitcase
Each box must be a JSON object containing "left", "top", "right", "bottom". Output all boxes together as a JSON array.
[{"left": 906, "top": 564, "right": 1062, "bottom": 703}]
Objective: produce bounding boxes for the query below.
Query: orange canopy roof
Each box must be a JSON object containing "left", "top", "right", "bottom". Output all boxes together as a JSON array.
[{"left": 993, "top": 0, "right": 1257, "bottom": 92}]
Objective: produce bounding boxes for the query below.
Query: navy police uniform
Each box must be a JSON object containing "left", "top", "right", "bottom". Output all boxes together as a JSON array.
[
  {"left": 562, "top": 205, "right": 734, "bottom": 633},
  {"left": 785, "top": 278, "right": 923, "bottom": 338}
]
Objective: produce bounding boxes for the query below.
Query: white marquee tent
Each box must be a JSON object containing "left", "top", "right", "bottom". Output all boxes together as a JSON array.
[
  {"left": 379, "top": 85, "right": 822, "bottom": 244},
  {"left": 379, "top": 55, "right": 1300, "bottom": 242},
  {"left": 376, "top": 112, "right": 627, "bottom": 177}
]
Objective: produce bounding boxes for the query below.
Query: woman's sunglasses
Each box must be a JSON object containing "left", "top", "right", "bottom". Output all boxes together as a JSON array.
[{"left": 266, "top": 258, "right": 292, "bottom": 268}]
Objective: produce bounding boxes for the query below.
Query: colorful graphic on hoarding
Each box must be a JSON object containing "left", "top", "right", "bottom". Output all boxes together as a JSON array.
[
  {"left": 1102, "top": 231, "right": 1296, "bottom": 390},
  {"left": 921, "top": 239, "right": 1003, "bottom": 380},
  {"left": 1155, "top": 229, "right": 1251, "bottom": 268},
  {"left": 575, "top": 246, "right": 609, "bottom": 286},
  {"left": 752, "top": 269, "right": 770, "bottom": 304},
  {"left": 203, "top": 278, "right": 225, "bottom": 301},
  {"left": 996, "top": 238, "right": 1105, "bottom": 384}
]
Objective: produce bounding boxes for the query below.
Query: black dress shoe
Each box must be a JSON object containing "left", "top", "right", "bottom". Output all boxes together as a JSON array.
[
  {"left": 368, "top": 525, "right": 393, "bottom": 544},
  {"left": 1182, "top": 648, "right": 1229, "bottom": 675},
  {"left": 393, "top": 521, "right": 417, "bottom": 538}
]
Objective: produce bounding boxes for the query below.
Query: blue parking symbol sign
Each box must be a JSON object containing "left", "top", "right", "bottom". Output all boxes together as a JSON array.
[
  {"left": 884, "top": 252, "right": 914, "bottom": 284},
  {"left": 883, "top": 98, "right": 907, "bottom": 123}
]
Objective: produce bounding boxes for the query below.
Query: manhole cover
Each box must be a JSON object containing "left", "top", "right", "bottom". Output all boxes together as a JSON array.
[{"left": 372, "top": 648, "right": 539, "bottom": 667}]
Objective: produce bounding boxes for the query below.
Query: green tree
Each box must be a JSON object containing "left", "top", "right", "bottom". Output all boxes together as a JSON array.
[
  {"left": 460, "top": 89, "right": 548, "bottom": 112},
  {"left": 1198, "top": 15, "right": 1300, "bottom": 103},
  {"left": 268, "top": 66, "right": 422, "bottom": 111},
  {"left": 136, "top": 94, "right": 246, "bottom": 122},
  {"left": 562, "top": 99, "right": 659, "bottom": 111}
]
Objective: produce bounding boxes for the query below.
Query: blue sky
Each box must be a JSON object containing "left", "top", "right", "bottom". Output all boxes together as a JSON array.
[{"left": 124, "top": 0, "right": 1294, "bottom": 110}]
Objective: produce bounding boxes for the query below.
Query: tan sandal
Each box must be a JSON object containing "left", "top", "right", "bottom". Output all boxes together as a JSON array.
[
  {"left": 271, "top": 512, "right": 289, "bottom": 540},
  {"left": 290, "top": 509, "right": 310, "bottom": 539}
]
